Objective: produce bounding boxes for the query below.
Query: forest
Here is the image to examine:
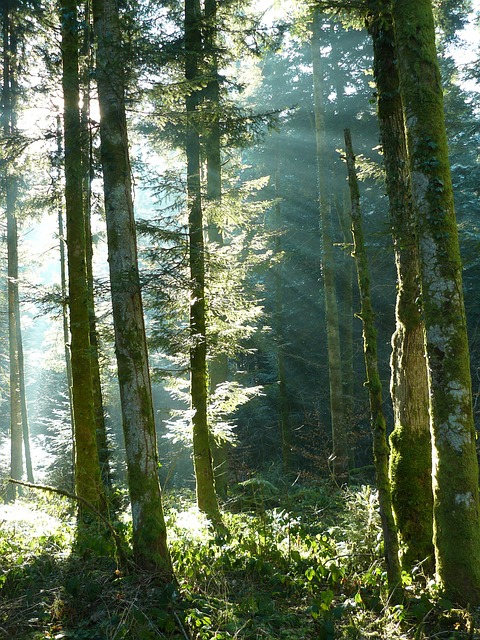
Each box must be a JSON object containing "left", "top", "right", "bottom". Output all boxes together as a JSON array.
[{"left": 0, "top": 0, "right": 480, "bottom": 637}]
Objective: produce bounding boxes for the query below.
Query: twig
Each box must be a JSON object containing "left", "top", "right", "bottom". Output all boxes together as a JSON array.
[
  {"left": 173, "top": 610, "right": 191, "bottom": 640},
  {"left": 7, "top": 478, "right": 129, "bottom": 567}
]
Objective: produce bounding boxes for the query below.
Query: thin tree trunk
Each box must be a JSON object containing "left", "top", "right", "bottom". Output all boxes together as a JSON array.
[
  {"left": 392, "top": 0, "right": 480, "bottom": 604},
  {"left": 336, "top": 193, "right": 354, "bottom": 427},
  {"left": 344, "top": 128, "right": 402, "bottom": 600},
  {"left": 2, "top": 0, "right": 30, "bottom": 500},
  {"left": 16, "top": 297, "right": 33, "bottom": 482},
  {"left": 56, "top": 115, "right": 75, "bottom": 490},
  {"left": 80, "top": 1, "right": 111, "bottom": 489},
  {"left": 204, "top": 0, "right": 221, "bottom": 204},
  {"left": 60, "top": 0, "right": 106, "bottom": 517},
  {"left": 6, "top": 197, "right": 23, "bottom": 502},
  {"left": 367, "top": 5, "right": 433, "bottom": 571},
  {"left": 186, "top": 0, "right": 222, "bottom": 522},
  {"left": 12, "top": 29, "right": 32, "bottom": 483},
  {"left": 92, "top": 0, "right": 173, "bottom": 574},
  {"left": 333, "top": 69, "right": 355, "bottom": 428},
  {"left": 57, "top": 116, "right": 76, "bottom": 490},
  {"left": 204, "top": 0, "right": 229, "bottom": 499},
  {"left": 312, "top": 9, "right": 348, "bottom": 480},
  {"left": 274, "top": 146, "right": 291, "bottom": 474}
]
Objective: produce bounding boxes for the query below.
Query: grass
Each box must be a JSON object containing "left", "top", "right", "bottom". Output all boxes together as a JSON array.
[{"left": 0, "top": 481, "right": 478, "bottom": 639}]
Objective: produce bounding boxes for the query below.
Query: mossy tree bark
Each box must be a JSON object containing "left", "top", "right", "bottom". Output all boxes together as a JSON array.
[
  {"left": 60, "top": 0, "right": 106, "bottom": 517},
  {"left": 186, "top": 0, "right": 222, "bottom": 522},
  {"left": 367, "top": 4, "right": 433, "bottom": 571},
  {"left": 392, "top": 0, "right": 480, "bottom": 604},
  {"left": 92, "top": 0, "right": 173, "bottom": 575},
  {"left": 312, "top": 9, "right": 348, "bottom": 480},
  {"left": 80, "top": 1, "right": 111, "bottom": 490},
  {"left": 204, "top": 0, "right": 229, "bottom": 499},
  {"left": 344, "top": 128, "right": 402, "bottom": 599}
]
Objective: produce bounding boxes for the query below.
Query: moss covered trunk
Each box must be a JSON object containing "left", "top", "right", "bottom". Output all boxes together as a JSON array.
[
  {"left": 344, "top": 129, "right": 402, "bottom": 598},
  {"left": 392, "top": 0, "right": 480, "bottom": 605},
  {"left": 368, "top": 5, "right": 433, "bottom": 570},
  {"left": 60, "top": 0, "right": 106, "bottom": 516},
  {"left": 186, "top": 0, "right": 222, "bottom": 522},
  {"left": 80, "top": 5, "right": 111, "bottom": 490},
  {"left": 312, "top": 9, "right": 348, "bottom": 480},
  {"left": 92, "top": 0, "right": 173, "bottom": 575}
]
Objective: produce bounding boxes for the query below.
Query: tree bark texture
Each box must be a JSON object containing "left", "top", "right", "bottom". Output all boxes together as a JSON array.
[
  {"left": 312, "top": 9, "right": 348, "bottom": 480},
  {"left": 368, "top": 5, "right": 433, "bottom": 571},
  {"left": 92, "top": 0, "right": 172, "bottom": 575},
  {"left": 186, "top": 0, "right": 222, "bottom": 521},
  {"left": 392, "top": 0, "right": 480, "bottom": 604},
  {"left": 344, "top": 128, "right": 402, "bottom": 599},
  {"left": 80, "top": 3, "right": 111, "bottom": 490},
  {"left": 60, "top": 0, "right": 106, "bottom": 516}
]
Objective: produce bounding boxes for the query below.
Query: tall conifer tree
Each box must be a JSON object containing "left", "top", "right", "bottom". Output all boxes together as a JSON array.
[
  {"left": 185, "top": 0, "right": 222, "bottom": 522},
  {"left": 60, "top": 0, "right": 106, "bottom": 516},
  {"left": 3, "top": 0, "right": 34, "bottom": 501},
  {"left": 92, "top": 0, "right": 172, "bottom": 574},
  {"left": 311, "top": 8, "right": 348, "bottom": 480}
]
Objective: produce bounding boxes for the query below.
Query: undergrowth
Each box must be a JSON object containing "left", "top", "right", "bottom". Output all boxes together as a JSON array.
[{"left": 0, "top": 482, "right": 478, "bottom": 639}]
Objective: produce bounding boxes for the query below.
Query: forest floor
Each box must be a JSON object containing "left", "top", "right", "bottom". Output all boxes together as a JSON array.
[{"left": 0, "top": 477, "right": 478, "bottom": 639}]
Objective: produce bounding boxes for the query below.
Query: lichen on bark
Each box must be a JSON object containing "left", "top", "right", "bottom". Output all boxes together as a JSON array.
[{"left": 366, "top": 1, "right": 433, "bottom": 571}]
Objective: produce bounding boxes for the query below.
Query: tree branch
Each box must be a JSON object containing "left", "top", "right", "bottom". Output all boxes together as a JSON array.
[{"left": 8, "top": 478, "right": 129, "bottom": 567}]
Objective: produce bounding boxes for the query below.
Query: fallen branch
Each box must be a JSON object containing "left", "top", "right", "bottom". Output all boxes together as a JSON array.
[{"left": 7, "top": 478, "right": 129, "bottom": 567}]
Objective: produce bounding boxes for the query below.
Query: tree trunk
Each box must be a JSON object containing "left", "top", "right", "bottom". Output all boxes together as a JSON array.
[
  {"left": 344, "top": 128, "right": 402, "bottom": 600},
  {"left": 185, "top": 0, "right": 222, "bottom": 522},
  {"left": 312, "top": 9, "right": 348, "bottom": 480},
  {"left": 11, "top": 21, "right": 33, "bottom": 485},
  {"left": 392, "top": 0, "right": 480, "bottom": 604},
  {"left": 80, "top": 3, "right": 111, "bottom": 490},
  {"left": 204, "top": 0, "right": 229, "bottom": 500},
  {"left": 367, "top": 4, "right": 434, "bottom": 571},
  {"left": 16, "top": 292, "right": 33, "bottom": 483},
  {"left": 56, "top": 115, "right": 76, "bottom": 490},
  {"left": 60, "top": 0, "right": 106, "bottom": 516},
  {"left": 2, "top": 0, "right": 32, "bottom": 501},
  {"left": 274, "top": 146, "right": 291, "bottom": 474},
  {"left": 336, "top": 193, "right": 354, "bottom": 433},
  {"left": 7, "top": 198, "right": 23, "bottom": 502},
  {"left": 92, "top": 0, "right": 173, "bottom": 575}
]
